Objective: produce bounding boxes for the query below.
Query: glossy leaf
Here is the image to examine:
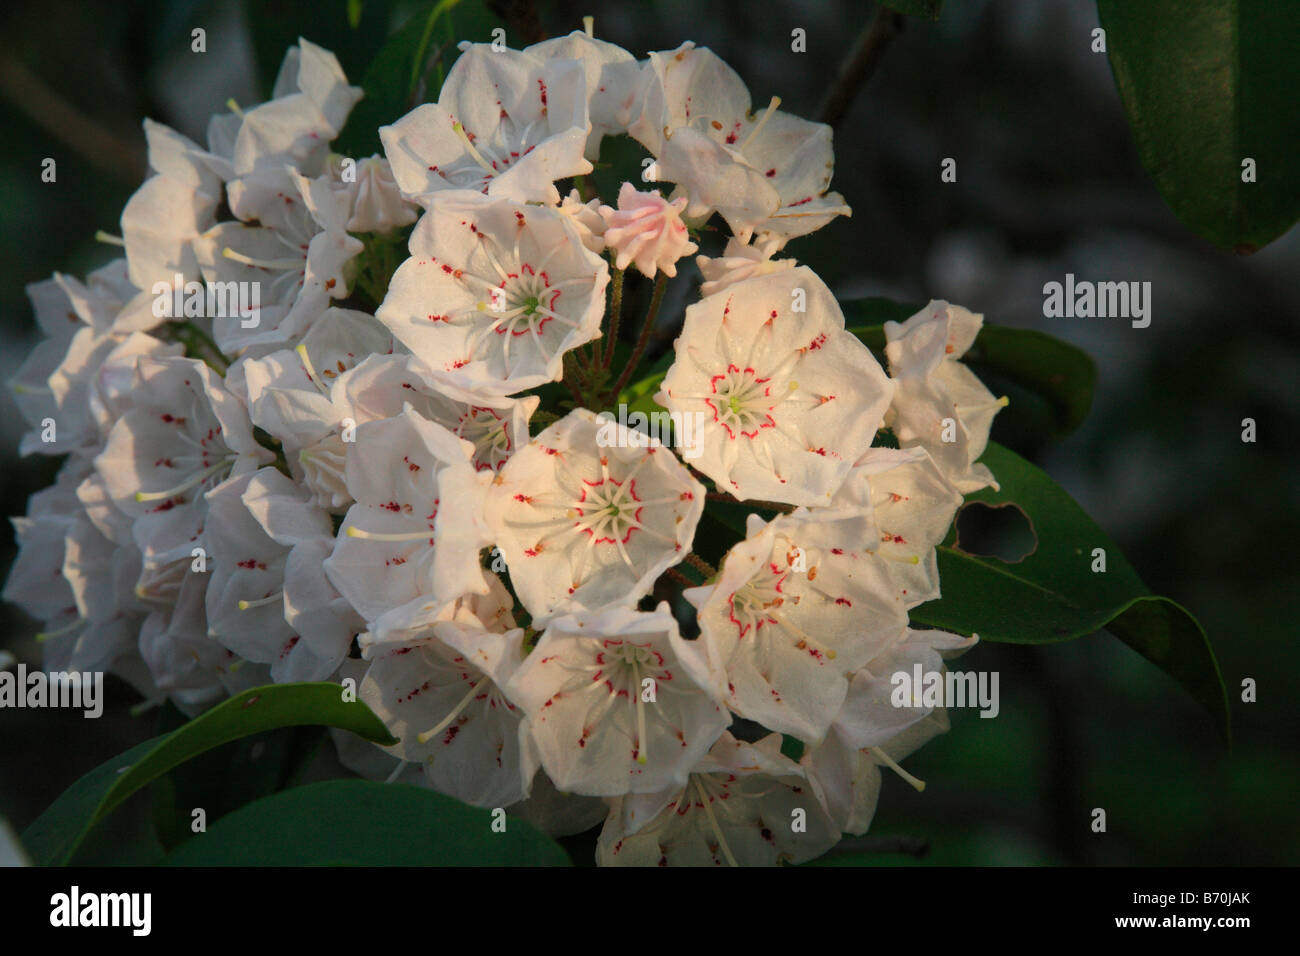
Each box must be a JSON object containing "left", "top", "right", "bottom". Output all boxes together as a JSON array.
[
  {"left": 21, "top": 683, "right": 397, "bottom": 865},
  {"left": 164, "top": 780, "right": 571, "bottom": 866},
  {"left": 1097, "top": 0, "right": 1300, "bottom": 252},
  {"left": 911, "top": 442, "right": 1230, "bottom": 741}
]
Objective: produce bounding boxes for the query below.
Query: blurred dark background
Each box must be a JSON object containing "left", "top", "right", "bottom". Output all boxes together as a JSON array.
[{"left": 1, "top": 0, "right": 1296, "bottom": 865}]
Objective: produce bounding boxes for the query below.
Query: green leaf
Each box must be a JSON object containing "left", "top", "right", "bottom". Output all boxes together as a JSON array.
[
  {"left": 163, "top": 780, "right": 571, "bottom": 866},
  {"left": 911, "top": 442, "right": 1230, "bottom": 742},
  {"left": 846, "top": 306, "right": 1097, "bottom": 437},
  {"left": 333, "top": 0, "right": 464, "bottom": 157},
  {"left": 879, "top": 0, "right": 942, "bottom": 20},
  {"left": 21, "top": 683, "right": 397, "bottom": 865},
  {"left": 1096, "top": 0, "right": 1300, "bottom": 252}
]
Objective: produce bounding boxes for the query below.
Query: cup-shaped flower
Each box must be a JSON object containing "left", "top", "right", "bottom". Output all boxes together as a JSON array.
[
  {"left": 831, "top": 446, "right": 965, "bottom": 609},
  {"left": 526, "top": 30, "right": 640, "bottom": 161},
  {"left": 884, "top": 300, "right": 1007, "bottom": 493},
  {"left": 506, "top": 603, "right": 729, "bottom": 796},
  {"left": 322, "top": 406, "right": 493, "bottom": 630},
  {"left": 359, "top": 614, "right": 533, "bottom": 809},
  {"left": 629, "top": 43, "right": 849, "bottom": 243},
  {"left": 376, "top": 195, "right": 608, "bottom": 395},
  {"left": 657, "top": 266, "right": 893, "bottom": 506},
  {"left": 380, "top": 44, "right": 592, "bottom": 205},
  {"left": 685, "top": 508, "right": 908, "bottom": 743},
  {"left": 596, "top": 731, "right": 839, "bottom": 866},
  {"left": 485, "top": 408, "right": 704, "bottom": 623},
  {"left": 802, "top": 628, "right": 976, "bottom": 834}
]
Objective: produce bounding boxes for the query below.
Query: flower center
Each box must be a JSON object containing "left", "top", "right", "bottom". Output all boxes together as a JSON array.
[
  {"left": 573, "top": 477, "right": 642, "bottom": 544},
  {"left": 708, "top": 364, "right": 776, "bottom": 439}
]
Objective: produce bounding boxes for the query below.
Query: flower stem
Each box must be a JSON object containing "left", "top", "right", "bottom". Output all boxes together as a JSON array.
[
  {"left": 609, "top": 272, "right": 666, "bottom": 399},
  {"left": 683, "top": 552, "right": 717, "bottom": 579},
  {"left": 602, "top": 264, "right": 624, "bottom": 368}
]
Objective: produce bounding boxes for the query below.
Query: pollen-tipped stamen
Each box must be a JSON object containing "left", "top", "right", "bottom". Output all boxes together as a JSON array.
[{"left": 870, "top": 746, "right": 926, "bottom": 792}]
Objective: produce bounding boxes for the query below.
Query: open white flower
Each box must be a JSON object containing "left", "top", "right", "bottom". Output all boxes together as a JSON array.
[
  {"left": 507, "top": 603, "right": 728, "bottom": 796},
  {"left": 196, "top": 166, "right": 364, "bottom": 354},
  {"left": 596, "top": 731, "right": 839, "bottom": 866},
  {"left": 486, "top": 408, "right": 704, "bottom": 623},
  {"left": 376, "top": 195, "right": 608, "bottom": 394},
  {"left": 657, "top": 266, "right": 893, "bottom": 506},
  {"left": 599, "top": 183, "right": 697, "bottom": 279},
  {"left": 205, "top": 467, "right": 353, "bottom": 682},
  {"left": 884, "top": 300, "right": 1007, "bottom": 494},
  {"left": 803, "top": 627, "right": 976, "bottom": 834},
  {"left": 629, "top": 42, "right": 849, "bottom": 243},
  {"left": 209, "top": 38, "right": 362, "bottom": 181},
  {"left": 121, "top": 119, "right": 224, "bottom": 292},
  {"left": 359, "top": 607, "right": 533, "bottom": 808},
  {"left": 380, "top": 43, "right": 592, "bottom": 205},
  {"left": 322, "top": 406, "right": 493, "bottom": 631},
  {"left": 685, "top": 508, "right": 908, "bottom": 742},
  {"left": 526, "top": 29, "right": 640, "bottom": 161},
  {"left": 831, "top": 446, "right": 965, "bottom": 608}
]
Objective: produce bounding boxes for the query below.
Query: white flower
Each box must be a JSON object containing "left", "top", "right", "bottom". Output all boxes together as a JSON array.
[
  {"left": 209, "top": 38, "right": 362, "bottom": 181},
  {"left": 358, "top": 603, "right": 533, "bottom": 808},
  {"left": 557, "top": 188, "right": 607, "bottom": 254},
  {"left": 696, "top": 236, "right": 795, "bottom": 297},
  {"left": 322, "top": 406, "right": 493, "bottom": 631},
  {"left": 485, "top": 408, "right": 704, "bottom": 623},
  {"left": 376, "top": 195, "right": 608, "bottom": 394},
  {"left": 629, "top": 43, "right": 849, "bottom": 243},
  {"left": 657, "top": 266, "right": 893, "bottom": 506},
  {"left": 196, "top": 166, "right": 364, "bottom": 354},
  {"left": 506, "top": 603, "right": 728, "bottom": 796},
  {"left": 596, "top": 731, "right": 839, "bottom": 866},
  {"left": 830, "top": 446, "right": 964, "bottom": 608},
  {"left": 526, "top": 30, "right": 640, "bottom": 161},
  {"left": 94, "top": 355, "right": 271, "bottom": 520},
  {"left": 204, "top": 467, "right": 354, "bottom": 682},
  {"left": 802, "top": 628, "right": 976, "bottom": 834},
  {"left": 120, "top": 119, "right": 224, "bottom": 292},
  {"left": 380, "top": 43, "right": 592, "bottom": 206},
  {"left": 684, "top": 508, "right": 909, "bottom": 743},
  {"left": 884, "top": 300, "right": 1007, "bottom": 493},
  {"left": 598, "top": 183, "right": 697, "bottom": 279}
]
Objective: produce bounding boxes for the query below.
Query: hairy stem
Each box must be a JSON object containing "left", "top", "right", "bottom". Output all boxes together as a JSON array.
[{"left": 610, "top": 272, "right": 667, "bottom": 399}]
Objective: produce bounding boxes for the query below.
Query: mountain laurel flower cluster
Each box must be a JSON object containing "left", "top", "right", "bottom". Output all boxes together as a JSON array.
[{"left": 5, "top": 27, "right": 1007, "bottom": 866}]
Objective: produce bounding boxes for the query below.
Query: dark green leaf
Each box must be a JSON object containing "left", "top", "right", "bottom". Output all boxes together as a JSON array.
[
  {"left": 22, "top": 682, "right": 397, "bottom": 865},
  {"left": 333, "top": 0, "right": 464, "bottom": 157},
  {"left": 911, "top": 442, "right": 1230, "bottom": 742},
  {"left": 163, "top": 780, "right": 571, "bottom": 865},
  {"left": 1097, "top": 0, "right": 1300, "bottom": 252}
]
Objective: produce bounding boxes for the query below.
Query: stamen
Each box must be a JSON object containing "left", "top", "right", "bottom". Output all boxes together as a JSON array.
[
  {"left": 223, "top": 247, "right": 304, "bottom": 271},
  {"left": 226, "top": 97, "right": 245, "bottom": 118},
  {"left": 956, "top": 395, "right": 1010, "bottom": 415},
  {"left": 238, "top": 591, "right": 283, "bottom": 611},
  {"left": 870, "top": 746, "right": 926, "bottom": 792},
  {"left": 740, "top": 96, "right": 782, "bottom": 152},
  {"left": 295, "top": 344, "right": 330, "bottom": 395},
  {"left": 135, "top": 457, "right": 235, "bottom": 502},
  {"left": 694, "top": 777, "right": 739, "bottom": 867},
  {"left": 35, "top": 617, "right": 86, "bottom": 642},
  {"left": 94, "top": 230, "right": 126, "bottom": 247},
  {"left": 416, "top": 675, "right": 490, "bottom": 743},
  {"left": 452, "top": 121, "right": 497, "bottom": 175},
  {"left": 345, "top": 526, "right": 433, "bottom": 542},
  {"left": 583, "top": 15, "right": 594, "bottom": 36}
]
